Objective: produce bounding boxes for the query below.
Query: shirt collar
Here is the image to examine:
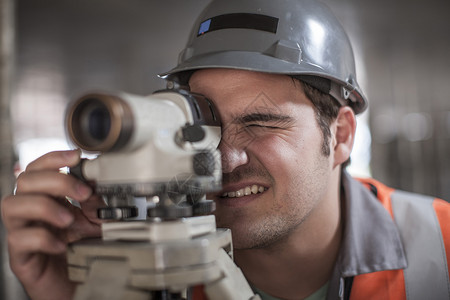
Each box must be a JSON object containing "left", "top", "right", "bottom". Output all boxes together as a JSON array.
[{"left": 336, "top": 171, "right": 407, "bottom": 277}]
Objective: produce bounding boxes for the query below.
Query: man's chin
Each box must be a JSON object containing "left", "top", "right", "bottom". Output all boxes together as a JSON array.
[{"left": 219, "top": 224, "right": 256, "bottom": 249}]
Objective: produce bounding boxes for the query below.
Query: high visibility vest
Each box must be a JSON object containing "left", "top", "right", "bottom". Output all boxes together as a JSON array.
[
  {"left": 351, "top": 178, "right": 450, "bottom": 300},
  {"left": 192, "top": 178, "right": 450, "bottom": 300}
]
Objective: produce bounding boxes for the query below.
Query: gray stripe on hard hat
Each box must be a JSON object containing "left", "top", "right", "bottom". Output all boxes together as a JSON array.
[{"left": 391, "top": 190, "right": 450, "bottom": 300}]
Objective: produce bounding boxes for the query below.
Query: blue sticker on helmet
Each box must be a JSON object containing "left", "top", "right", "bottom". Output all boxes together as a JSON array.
[{"left": 198, "top": 19, "right": 212, "bottom": 35}]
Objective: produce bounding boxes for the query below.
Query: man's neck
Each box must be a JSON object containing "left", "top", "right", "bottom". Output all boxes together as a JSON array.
[{"left": 234, "top": 172, "right": 343, "bottom": 300}]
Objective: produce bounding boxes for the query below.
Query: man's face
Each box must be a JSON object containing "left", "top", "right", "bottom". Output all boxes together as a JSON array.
[{"left": 189, "top": 69, "right": 335, "bottom": 250}]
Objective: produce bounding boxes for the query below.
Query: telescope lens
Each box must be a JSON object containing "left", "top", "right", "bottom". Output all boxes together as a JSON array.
[
  {"left": 88, "top": 106, "right": 111, "bottom": 141},
  {"left": 68, "top": 98, "right": 115, "bottom": 150},
  {"left": 67, "top": 93, "right": 133, "bottom": 152}
]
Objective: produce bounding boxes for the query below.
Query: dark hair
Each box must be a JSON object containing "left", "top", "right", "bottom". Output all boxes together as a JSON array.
[{"left": 292, "top": 77, "right": 351, "bottom": 168}]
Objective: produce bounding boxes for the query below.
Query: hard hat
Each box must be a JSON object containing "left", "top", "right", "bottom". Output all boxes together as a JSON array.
[{"left": 160, "top": 0, "right": 368, "bottom": 114}]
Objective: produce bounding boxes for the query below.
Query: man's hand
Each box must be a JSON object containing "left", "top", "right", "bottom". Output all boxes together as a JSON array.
[{"left": 1, "top": 150, "right": 104, "bottom": 300}]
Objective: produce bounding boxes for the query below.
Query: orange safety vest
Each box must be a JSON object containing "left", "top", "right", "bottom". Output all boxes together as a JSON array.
[
  {"left": 350, "top": 178, "right": 450, "bottom": 300},
  {"left": 192, "top": 178, "right": 450, "bottom": 300}
]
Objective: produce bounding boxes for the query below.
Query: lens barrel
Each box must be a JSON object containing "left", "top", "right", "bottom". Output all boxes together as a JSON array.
[{"left": 66, "top": 94, "right": 133, "bottom": 152}]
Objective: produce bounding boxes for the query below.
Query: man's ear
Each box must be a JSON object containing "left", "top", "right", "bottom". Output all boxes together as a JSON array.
[{"left": 332, "top": 106, "right": 356, "bottom": 169}]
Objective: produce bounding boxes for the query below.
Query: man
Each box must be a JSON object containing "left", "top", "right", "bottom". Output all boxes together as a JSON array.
[{"left": 2, "top": 0, "right": 450, "bottom": 299}]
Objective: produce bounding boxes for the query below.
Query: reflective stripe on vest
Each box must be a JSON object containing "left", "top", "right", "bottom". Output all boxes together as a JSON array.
[
  {"left": 350, "top": 190, "right": 450, "bottom": 300},
  {"left": 391, "top": 190, "right": 450, "bottom": 300}
]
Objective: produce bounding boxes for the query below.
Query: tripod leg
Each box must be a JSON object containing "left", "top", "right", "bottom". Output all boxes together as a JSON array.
[{"left": 204, "top": 249, "right": 261, "bottom": 300}]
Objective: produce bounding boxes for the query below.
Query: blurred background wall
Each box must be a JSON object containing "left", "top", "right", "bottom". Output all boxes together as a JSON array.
[{"left": 1, "top": 0, "right": 449, "bottom": 298}]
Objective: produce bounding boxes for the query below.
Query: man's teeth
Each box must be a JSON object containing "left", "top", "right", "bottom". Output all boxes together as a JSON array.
[{"left": 222, "top": 185, "right": 266, "bottom": 198}]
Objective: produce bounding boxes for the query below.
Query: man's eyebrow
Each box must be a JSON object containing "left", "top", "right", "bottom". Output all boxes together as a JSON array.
[{"left": 234, "top": 112, "right": 294, "bottom": 124}]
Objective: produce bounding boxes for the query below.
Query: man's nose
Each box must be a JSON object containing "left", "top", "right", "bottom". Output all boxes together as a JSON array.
[{"left": 218, "top": 138, "right": 249, "bottom": 174}]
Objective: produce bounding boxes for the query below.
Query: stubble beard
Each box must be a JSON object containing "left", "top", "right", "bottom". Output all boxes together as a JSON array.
[{"left": 216, "top": 152, "right": 331, "bottom": 251}]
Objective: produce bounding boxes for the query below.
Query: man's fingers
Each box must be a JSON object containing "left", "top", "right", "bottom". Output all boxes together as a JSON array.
[
  {"left": 8, "top": 227, "right": 67, "bottom": 285},
  {"left": 25, "top": 150, "right": 81, "bottom": 172},
  {"left": 1, "top": 195, "right": 74, "bottom": 231},
  {"left": 8, "top": 227, "right": 67, "bottom": 263},
  {"left": 78, "top": 194, "right": 105, "bottom": 219},
  {"left": 16, "top": 170, "right": 92, "bottom": 202}
]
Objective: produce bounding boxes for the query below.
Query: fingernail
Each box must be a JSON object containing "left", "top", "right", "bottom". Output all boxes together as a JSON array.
[
  {"left": 63, "top": 150, "right": 80, "bottom": 162},
  {"left": 76, "top": 183, "right": 92, "bottom": 198}
]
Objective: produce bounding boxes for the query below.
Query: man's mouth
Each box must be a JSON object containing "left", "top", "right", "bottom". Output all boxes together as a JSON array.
[{"left": 221, "top": 184, "right": 268, "bottom": 198}]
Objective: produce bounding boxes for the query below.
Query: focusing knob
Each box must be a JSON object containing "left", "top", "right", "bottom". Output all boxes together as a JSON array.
[
  {"left": 147, "top": 203, "right": 193, "bottom": 219},
  {"left": 98, "top": 206, "right": 138, "bottom": 220},
  {"left": 193, "top": 152, "right": 216, "bottom": 176},
  {"left": 182, "top": 124, "right": 205, "bottom": 142},
  {"left": 192, "top": 200, "right": 216, "bottom": 215}
]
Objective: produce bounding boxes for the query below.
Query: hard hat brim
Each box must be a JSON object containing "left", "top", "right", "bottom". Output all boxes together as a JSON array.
[{"left": 160, "top": 50, "right": 368, "bottom": 114}]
